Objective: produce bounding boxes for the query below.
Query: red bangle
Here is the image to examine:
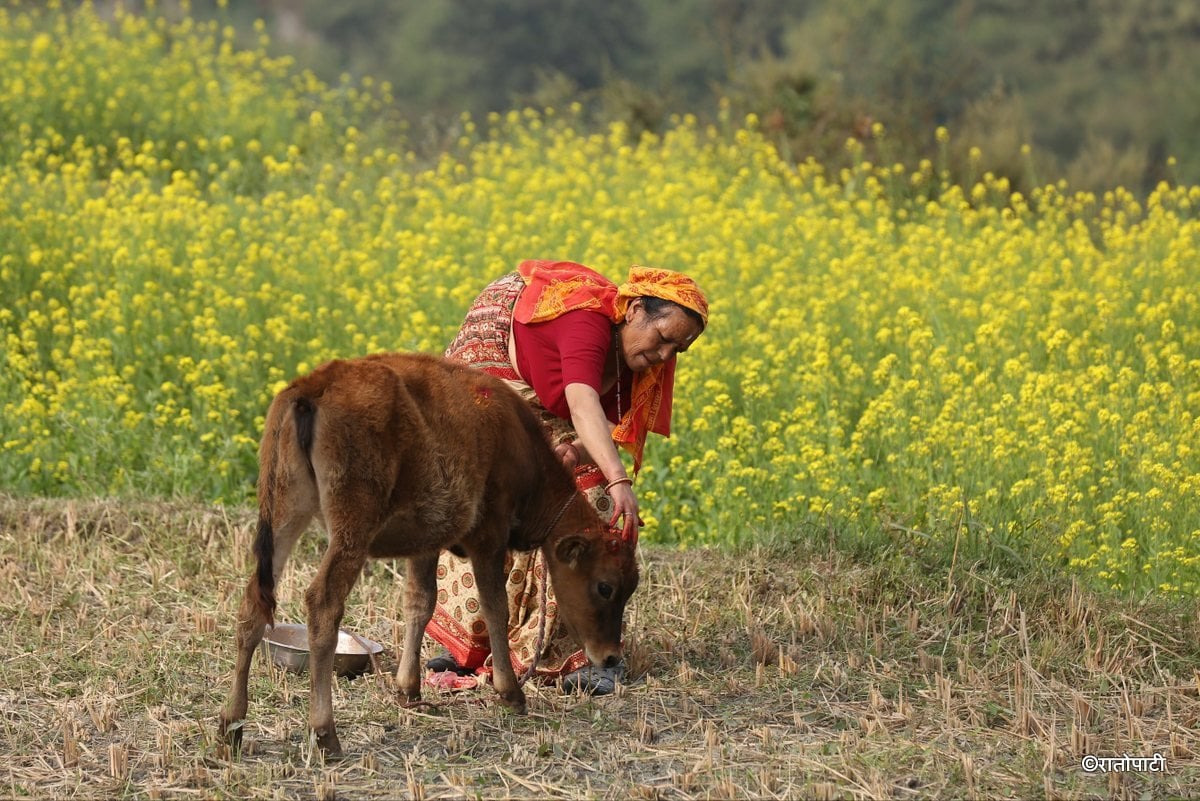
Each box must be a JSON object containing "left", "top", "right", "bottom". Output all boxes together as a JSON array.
[{"left": 605, "top": 476, "right": 633, "bottom": 493}]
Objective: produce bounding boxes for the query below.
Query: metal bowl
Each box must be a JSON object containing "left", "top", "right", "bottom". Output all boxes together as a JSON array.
[{"left": 260, "top": 623, "right": 384, "bottom": 678}]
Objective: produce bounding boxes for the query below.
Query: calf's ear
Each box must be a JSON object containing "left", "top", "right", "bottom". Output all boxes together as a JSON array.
[{"left": 555, "top": 535, "right": 592, "bottom": 569}]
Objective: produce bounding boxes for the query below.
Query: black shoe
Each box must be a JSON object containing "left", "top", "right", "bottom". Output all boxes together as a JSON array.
[
  {"left": 561, "top": 662, "right": 625, "bottom": 696},
  {"left": 425, "top": 651, "right": 474, "bottom": 676}
]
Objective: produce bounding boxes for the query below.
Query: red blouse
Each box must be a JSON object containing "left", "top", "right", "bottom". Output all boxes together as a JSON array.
[{"left": 512, "top": 309, "right": 631, "bottom": 423}]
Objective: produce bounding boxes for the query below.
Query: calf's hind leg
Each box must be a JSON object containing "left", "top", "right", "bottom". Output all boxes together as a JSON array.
[
  {"left": 395, "top": 552, "right": 439, "bottom": 702},
  {"left": 304, "top": 538, "right": 369, "bottom": 757},
  {"left": 219, "top": 508, "right": 311, "bottom": 749}
]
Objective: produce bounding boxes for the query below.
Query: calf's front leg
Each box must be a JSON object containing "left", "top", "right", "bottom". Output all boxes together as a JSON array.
[
  {"left": 470, "top": 543, "right": 527, "bottom": 714},
  {"left": 396, "top": 552, "right": 439, "bottom": 701}
]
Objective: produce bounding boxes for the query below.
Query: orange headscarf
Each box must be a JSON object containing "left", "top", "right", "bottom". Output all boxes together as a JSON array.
[{"left": 513, "top": 260, "right": 709, "bottom": 471}]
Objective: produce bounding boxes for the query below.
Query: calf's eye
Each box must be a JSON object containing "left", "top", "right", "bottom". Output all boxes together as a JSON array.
[{"left": 597, "top": 582, "right": 614, "bottom": 600}]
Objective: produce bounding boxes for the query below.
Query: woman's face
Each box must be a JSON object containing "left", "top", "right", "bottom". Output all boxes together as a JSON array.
[{"left": 619, "top": 299, "right": 704, "bottom": 372}]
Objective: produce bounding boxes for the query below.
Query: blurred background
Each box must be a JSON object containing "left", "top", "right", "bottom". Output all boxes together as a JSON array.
[{"left": 90, "top": 0, "right": 1200, "bottom": 194}]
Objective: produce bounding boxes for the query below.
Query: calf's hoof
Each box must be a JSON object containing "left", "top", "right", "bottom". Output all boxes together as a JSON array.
[
  {"left": 314, "top": 727, "right": 343, "bottom": 758},
  {"left": 218, "top": 715, "right": 244, "bottom": 750},
  {"left": 497, "top": 688, "right": 528, "bottom": 715}
]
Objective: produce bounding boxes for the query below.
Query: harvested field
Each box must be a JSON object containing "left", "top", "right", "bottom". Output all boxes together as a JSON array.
[{"left": 1, "top": 496, "right": 1197, "bottom": 799}]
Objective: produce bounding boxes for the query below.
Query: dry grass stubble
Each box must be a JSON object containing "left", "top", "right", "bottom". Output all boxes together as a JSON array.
[{"left": 1, "top": 496, "right": 1197, "bottom": 799}]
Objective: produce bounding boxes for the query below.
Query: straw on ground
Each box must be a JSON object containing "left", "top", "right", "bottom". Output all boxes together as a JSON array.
[{"left": 1, "top": 497, "right": 1196, "bottom": 799}]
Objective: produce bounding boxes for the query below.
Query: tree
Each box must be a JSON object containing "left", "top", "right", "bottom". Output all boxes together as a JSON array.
[{"left": 430, "top": 0, "right": 648, "bottom": 114}]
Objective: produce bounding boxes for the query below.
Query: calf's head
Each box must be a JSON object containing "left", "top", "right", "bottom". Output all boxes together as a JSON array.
[{"left": 545, "top": 520, "right": 639, "bottom": 669}]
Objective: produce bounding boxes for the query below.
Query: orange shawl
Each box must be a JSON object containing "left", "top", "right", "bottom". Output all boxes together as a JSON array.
[{"left": 513, "top": 259, "right": 709, "bottom": 471}]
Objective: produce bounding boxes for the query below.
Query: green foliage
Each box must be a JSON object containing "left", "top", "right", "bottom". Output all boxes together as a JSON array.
[
  {"left": 214, "top": 0, "right": 1200, "bottom": 192},
  {"left": 432, "top": 0, "right": 648, "bottom": 103},
  {"left": 783, "top": 0, "right": 1200, "bottom": 191}
]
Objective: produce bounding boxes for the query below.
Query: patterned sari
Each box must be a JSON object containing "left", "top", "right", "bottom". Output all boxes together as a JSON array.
[{"left": 423, "top": 272, "right": 613, "bottom": 680}]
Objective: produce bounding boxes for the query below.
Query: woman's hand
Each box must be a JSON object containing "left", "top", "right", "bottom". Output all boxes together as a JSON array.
[
  {"left": 607, "top": 480, "right": 640, "bottom": 542},
  {"left": 563, "top": 382, "right": 642, "bottom": 543}
]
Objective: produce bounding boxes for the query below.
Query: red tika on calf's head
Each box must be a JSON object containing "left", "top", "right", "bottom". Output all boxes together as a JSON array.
[{"left": 218, "top": 352, "right": 638, "bottom": 757}]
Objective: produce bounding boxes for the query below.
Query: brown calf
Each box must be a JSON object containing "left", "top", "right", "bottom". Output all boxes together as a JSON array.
[{"left": 219, "top": 353, "right": 638, "bottom": 756}]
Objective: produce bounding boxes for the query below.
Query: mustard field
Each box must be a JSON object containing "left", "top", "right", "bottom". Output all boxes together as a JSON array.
[{"left": 2, "top": 4, "right": 1198, "bottom": 594}]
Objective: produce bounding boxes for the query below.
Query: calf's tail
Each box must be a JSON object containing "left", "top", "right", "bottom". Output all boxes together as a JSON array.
[
  {"left": 253, "top": 517, "right": 276, "bottom": 626},
  {"left": 251, "top": 394, "right": 317, "bottom": 627}
]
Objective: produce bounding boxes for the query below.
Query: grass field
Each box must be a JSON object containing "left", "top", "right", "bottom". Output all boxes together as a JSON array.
[
  {"left": 2, "top": 4, "right": 1200, "bottom": 595},
  {"left": 2, "top": 498, "right": 1198, "bottom": 799}
]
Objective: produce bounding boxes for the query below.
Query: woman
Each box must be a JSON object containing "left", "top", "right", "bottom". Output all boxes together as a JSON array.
[{"left": 424, "top": 259, "right": 708, "bottom": 693}]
